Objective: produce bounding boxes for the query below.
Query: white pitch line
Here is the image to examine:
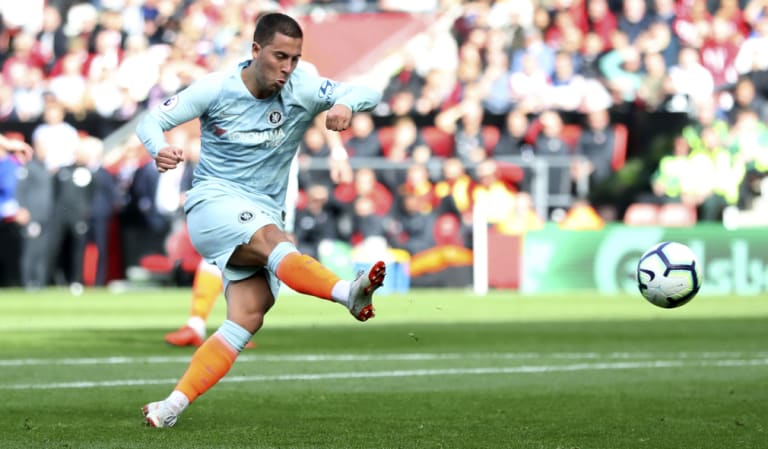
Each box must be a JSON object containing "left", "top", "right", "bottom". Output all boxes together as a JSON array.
[
  {"left": 3, "top": 358, "right": 768, "bottom": 391},
  {"left": 2, "top": 351, "right": 766, "bottom": 367}
]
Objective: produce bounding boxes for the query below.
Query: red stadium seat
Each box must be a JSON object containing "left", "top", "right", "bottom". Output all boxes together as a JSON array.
[
  {"left": 421, "top": 126, "right": 455, "bottom": 157},
  {"left": 623, "top": 203, "right": 660, "bottom": 226},
  {"left": 561, "top": 124, "right": 582, "bottom": 149},
  {"left": 496, "top": 161, "right": 525, "bottom": 188},
  {"left": 481, "top": 125, "right": 500, "bottom": 153},
  {"left": 376, "top": 126, "right": 396, "bottom": 157},
  {"left": 333, "top": 182, "right": 357, "bottom": 203},
  {"left": 658, "top": 203, "right": 697, "bottom": 227},
  {"left": 139, "top": 224, "right": 201, "bottom": 282},
  {"left": 611, "top": 123, "right": 628, "bottom": 170}
]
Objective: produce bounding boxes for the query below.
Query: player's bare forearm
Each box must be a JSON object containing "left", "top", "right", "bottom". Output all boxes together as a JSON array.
[{"left": 329, "top": 158, "right": 353, "bottom": 184}]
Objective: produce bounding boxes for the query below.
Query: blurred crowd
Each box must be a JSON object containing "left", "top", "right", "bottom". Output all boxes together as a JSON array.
[{"left": 2, "top": 0, "right": 768, "bottom": 289}]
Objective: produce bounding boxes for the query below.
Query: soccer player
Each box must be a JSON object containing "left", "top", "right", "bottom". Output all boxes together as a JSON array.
[
  {"left": 135, "top": 12, "right": 386, "bottom": 427},
  {"left": 164, "top": 110, "right": 352, "bottom": 348}
]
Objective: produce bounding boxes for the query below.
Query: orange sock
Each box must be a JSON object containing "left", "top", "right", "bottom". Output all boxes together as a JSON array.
[
  {"left": 275, "top": 253, "right": 340, "bottom": 300},
  {"left": 190, "top": 261, "right": 223, "bottom": 320},
  {"left": 175, "top": 334, "right": 238, "bottom": 403}
]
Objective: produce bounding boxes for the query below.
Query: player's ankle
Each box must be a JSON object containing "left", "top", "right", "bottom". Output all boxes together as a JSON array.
[{"left": 330, "top": 280, "right": 351, "bottom": 306}]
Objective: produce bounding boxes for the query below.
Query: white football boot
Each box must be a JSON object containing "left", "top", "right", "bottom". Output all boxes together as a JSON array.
[
  {"left": 347, "top": 261, "right": 386, "bottom": 321},
  {"left": 142, "top": 400, "right": 180, "bottom": 428}
]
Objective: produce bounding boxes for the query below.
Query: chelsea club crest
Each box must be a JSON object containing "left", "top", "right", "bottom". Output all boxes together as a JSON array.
[
  {"left": 238, "top": 211, "right": 255, "bottom": 223},
  {"left": 267, "top": 109, "right": 283, "bottom": 126}
]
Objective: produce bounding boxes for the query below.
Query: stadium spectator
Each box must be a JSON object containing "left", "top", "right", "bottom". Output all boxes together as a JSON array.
[
  {"left": 37, "top": 5, "right": 69, "bottom": 74},
  {"left": 584, "top": 0, "right": 617, "bottom": 49},
  {"left": 47, "top": 50, "right": 89, "bottom": 115},
  {"left": 479, "top": 41, "right": 513, "bottom": 115},
  {"left": 118, "top": 137, "right": 171, "bottom": 271},
  {"left": 435, "top": 99, "right": 489, "bottom": 165},
  {"left": 414, "top": 68, "right": 457, "bottom": 116},
  {"left": 618, "top": 0, "right": 655, "bottom": 44},
  {"left": 352, "top": 166, "right": 393, "bottom": 217},
  {"left": 549, "top": 50, "right": 587, "bottom": 112},
  {"left": 398, "top": 163, "right": 437, "bottom": 214},
  {"left": 344, "top": 111, "right": 382, "bottom": 158},
  {"left": 470, "top": 158, "right": 540, "bottom": 235},
  {"left": 578, "top": 32, "right": 607, "bottom": 79},
  {"left": 652, "top": 0, "right": 678, "bottom": 27},
  {"left": 0, "top": 133, "right": 32, "bottom": 287},
  {"left": 727, "top": 108, "right": 768, "bottom": 210},
  {"left": 494, "top": 108, "right": 531, "bottom": 158},
  {"left": 31, "top": 99, "right": 79, "bottom": 172},
  {"left": 599, "top": 31, "right": 644, "bottom": 105},
  {"left": 667, "top": 46, "right": 715, "bottom": 111},
  {"left": 381, "top": 50, "right": 424, "bottom": 107},
  {"left": 533, "top": 110, "right": 573, "bottom": 197},
  {"left": 635, "top": 50, "right": 671, "bottom": 112},
  {"left": 511, "top": 27, "right": 556, "bottom": 79},
  {"left": 573, "top": 108, "right": 618, "bottom": 197},
  {"left": 688, "top": 125, "right": 739, "bottom": 220},
  {"left": 674, "top": 0, "right": 712, "bottom": 49},
  {"left": 0, "top": 82, "right": 16, "bottom": 121},
  {"left": 297, "top": 122, "right": 333, "bottom": 188},
  {"left": 726, "top": 76, "right": 768, "bottom": 124},
  {"left": 2, "top": 32, "right": 46, "bottom": 82},
  {"left": 650, "top": 135, "right": 696, "bottom": 205},
  {"left": 635, "top": 18, "right": 679, "bottom": 70},
  {"left": 700, "top": 15, "right": 741, "bottom": 90},
  {"left": 46, "top": 135, "right": 95, "bottom": 288},
  {"left": 379, "top": 115, "right": 428, "bottom": 190},
  {"left": 392, "top": 188, "right": 437, "bottom": 256},
  {"left": 83, "top": 135, "right": 119, "bottom": 286},
  {"left": 735, "top": 15, "right": 768, "bottom": 76},
  {"left": 11, "top": 65, "right": 46, "bottom": 122},
  {"left": 15, "top": 134, "right": 54, "bottom": 289},
  {"left": 509, "top": 51, "right": 551, "bottom": 114},
  {"left": 293, "top": 184, "right": 338, "bottom": 260},
  {"left": 116, "top": 33, "right": 161, "bottom": 108},
  {"left": 434, "top": 156, "right": 473, "bottom": 218}
]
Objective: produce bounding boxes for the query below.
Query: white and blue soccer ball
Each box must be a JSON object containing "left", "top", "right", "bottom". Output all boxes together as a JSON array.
[{"left": 637, "top": 241, "right": 702, "bottom": 308}]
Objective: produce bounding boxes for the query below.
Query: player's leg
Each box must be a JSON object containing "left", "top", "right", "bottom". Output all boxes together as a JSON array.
[
  {"left": 231, "top": 224, "right": 386, "bottom": 321},
  {"left": 164, "top": 260, "right": 223, "bottom": 347},
  {"left": 143, "top": 271, "right": 273, "bottom": 427}
]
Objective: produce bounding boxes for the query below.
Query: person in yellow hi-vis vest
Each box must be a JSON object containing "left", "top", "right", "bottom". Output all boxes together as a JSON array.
[
  {"left": 471, "top": 159, "right": 543, "bottom": 235},
  {"left": 651, "top": 135, "right": 692, "bottom": 201},
  {"left": 726, "top": 108, "right": 768, "bottom": 210}
]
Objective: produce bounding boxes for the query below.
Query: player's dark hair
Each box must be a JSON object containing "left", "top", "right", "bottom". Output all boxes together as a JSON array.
[{"left": 253, "top": 13, "right": 303, "bottom": 45}]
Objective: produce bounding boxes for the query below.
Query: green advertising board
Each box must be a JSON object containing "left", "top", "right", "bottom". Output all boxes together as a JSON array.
[{"left": 522, "top": 224, "right": 768, "bottom": 295}]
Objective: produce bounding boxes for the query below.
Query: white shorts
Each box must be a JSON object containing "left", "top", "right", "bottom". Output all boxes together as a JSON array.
[{"left": 185, "top": 184, "right": 283, "bottom": 297}]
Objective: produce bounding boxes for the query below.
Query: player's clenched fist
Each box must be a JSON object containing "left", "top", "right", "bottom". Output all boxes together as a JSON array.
[
  {"left": 155, "top": 146, "right": 184, "bottom": 172},
  {"left": 325, "top": 104, "right": 353, "bottom": 131}
]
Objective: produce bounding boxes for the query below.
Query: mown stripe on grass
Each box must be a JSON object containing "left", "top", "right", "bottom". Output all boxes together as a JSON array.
[
  {"left": 2, "top": 358, "right": 767, "bottom": 390},
  {"left": 2, "top": 351, "right": 767, "bottom": 366}
]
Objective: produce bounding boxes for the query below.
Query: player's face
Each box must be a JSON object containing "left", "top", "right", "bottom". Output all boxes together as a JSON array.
[{"left": 252, "top": 32, "right": 302, "bottom": 97}]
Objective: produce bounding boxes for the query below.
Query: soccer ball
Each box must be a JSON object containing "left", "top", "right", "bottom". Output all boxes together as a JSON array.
[{"left": 636, "top": 241, "right": 702, "bottom": 308}]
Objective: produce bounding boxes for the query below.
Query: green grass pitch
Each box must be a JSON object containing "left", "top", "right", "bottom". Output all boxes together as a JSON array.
[{"left": 0, "top": 287, "right": 766, "bottom": 449}]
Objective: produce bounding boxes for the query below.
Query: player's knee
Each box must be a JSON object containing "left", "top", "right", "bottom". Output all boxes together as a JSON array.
[
  {"left": 249, "top": 225, "right": 288, "bottom": 258},
  {"left": 231, "top": 225, "right": 287, "bottom": 266}
]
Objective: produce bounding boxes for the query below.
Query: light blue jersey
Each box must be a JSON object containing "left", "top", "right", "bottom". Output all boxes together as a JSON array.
[
  {"left": 137, "top": 60, "right": 380, "bottom": 213},
  {"left": 135, "top": 60, "right": 380, "bottom": 286}
]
